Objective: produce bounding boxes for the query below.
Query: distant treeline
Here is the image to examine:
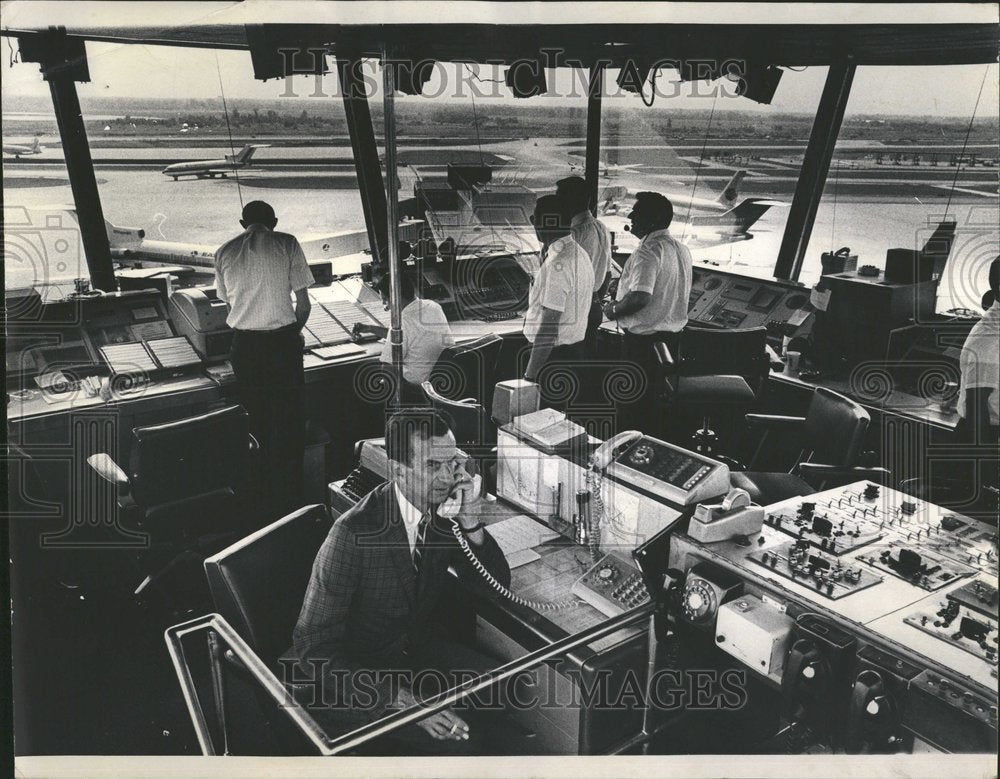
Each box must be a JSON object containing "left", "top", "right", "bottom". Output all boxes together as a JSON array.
[{"left": 4, "top": 93, "right": 996, "bottom": 143}]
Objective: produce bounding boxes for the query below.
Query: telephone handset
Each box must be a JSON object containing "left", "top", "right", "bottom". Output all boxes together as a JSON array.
[
  {"left": 439, "top": 473, "right": 481, "bottom": 519},
  {"left": 586, "top": 430, "right": 643, "bottom": 560},
  {"left": 590, "top": 430, "right": 643, "bottom": 471}
]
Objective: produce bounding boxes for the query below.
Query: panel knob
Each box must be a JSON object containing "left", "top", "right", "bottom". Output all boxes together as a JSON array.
[{"left": 866, "top": 696, "right": 885, "bottom": 716}]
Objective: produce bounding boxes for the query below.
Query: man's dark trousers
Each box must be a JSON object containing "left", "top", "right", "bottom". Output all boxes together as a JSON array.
[{"left": 231, "top": 323, "right": 305, "bottom": 517}]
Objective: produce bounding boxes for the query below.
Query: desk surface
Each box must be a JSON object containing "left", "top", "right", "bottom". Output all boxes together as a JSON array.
[{"left": 478, "top": 497, "right": 646, "bottom": 656}]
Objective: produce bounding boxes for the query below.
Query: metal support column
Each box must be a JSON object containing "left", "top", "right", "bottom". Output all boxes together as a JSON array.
[
  {"left": 773, "top": 60, "right": 856, "bottom": 281},
  {"left": 381, "top": 49, "right": 403, "bottom": 407},
  {"left": 338, "top": 56, "right": 389, "bottom": 269},
  {"left": 585, "top": 63, "right": 604, "bottom": 215},
  {"left": 20, "top": 32, "right": 117, "bottom": 291}
]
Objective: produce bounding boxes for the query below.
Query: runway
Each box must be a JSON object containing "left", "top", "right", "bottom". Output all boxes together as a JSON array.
[{"left": 4, "top": 136, "right": 998, "bottom": 310}]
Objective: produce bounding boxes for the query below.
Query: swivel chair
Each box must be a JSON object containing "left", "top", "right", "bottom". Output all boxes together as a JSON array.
[
  {"left": 422, "top": 380, "right": 498, "bottom": 492},
  {"left": 730, "top": 386, "right": 889, "bottom": 505},
  {"left": 203, "top": 504, "right": 334, "bottom": 754},
  {"left": 426, "top": 333, "right": 503, "bottom": 412},
  {"left": 86, "top": 404, "right": 256, "bottom": 599},
  {"left": 657, "top": 326, "right": 769, "bottom": 452}
]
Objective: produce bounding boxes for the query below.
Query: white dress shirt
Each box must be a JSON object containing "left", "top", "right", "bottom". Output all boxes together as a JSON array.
[
  {"left": 570, "top": 211, "right": 612, "bottom": 293},
  {"left": 380, "top": 298, "right": 456, "bottom": 384},
  {"left": 959, "top": 302, "right": 1000, "bottom": 426},
  {"left": 523, "top": 234, "right": 595, "bottom": 346},
  {"left": 214, "top": 223, "right": 314, "bottom": 330},
  {"left": 393, "top": 483, "right": 425, "bottom": 559},
  {"left": 614, "top": 228, "right": 693, "bottom": 335}
]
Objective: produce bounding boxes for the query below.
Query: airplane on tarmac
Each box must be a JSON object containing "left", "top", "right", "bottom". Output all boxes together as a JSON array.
[
  {"left": 161, "top": 144, "right": 267, "bottom": 180},
  {"left": 3, "top": 137, "right": 43, "bottom": 157},
  {"left": 568, "top": 157, "right": 643, "bottom": 178},
  {"left": 595, "top": 169, "right": 784, "bottom": 251}
]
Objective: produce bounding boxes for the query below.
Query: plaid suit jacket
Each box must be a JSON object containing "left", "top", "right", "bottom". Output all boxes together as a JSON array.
[{"left": 292, "top": 482, "right": 510, "bottom": 719}]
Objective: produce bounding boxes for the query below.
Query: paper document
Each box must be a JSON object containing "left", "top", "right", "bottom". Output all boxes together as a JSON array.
[
  {"left": 488, "top": 514, "right": 559, "bottom": 559},
  {"left": 506, "top": 549, "right": 542, "bottom": 569}
]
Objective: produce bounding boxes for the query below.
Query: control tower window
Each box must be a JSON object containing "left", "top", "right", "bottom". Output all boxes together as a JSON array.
[
  {"left": 599, "top": 64, "right": 828, "bottom": 282},
  {"left": 801, "top": 63, "right": 999, "bottom": 313},
  {"left": 3, "top": 43, "right": 369, "bottom": 290}
]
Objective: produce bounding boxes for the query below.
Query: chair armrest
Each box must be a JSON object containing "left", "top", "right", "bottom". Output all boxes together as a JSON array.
[
  {"left": 798, "top": 463, "right": 891, "bottom": 488},
  {"left": 86, "top": 453, "right": 129, "bottom": 487},
  {"left": 745, "top": 414, "right": 806, "bottom": 432},
  {"left": 653, "top": 341, "right": 674, "bottom": 368}
]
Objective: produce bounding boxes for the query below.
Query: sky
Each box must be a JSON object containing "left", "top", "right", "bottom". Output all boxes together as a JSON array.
[
  {"left": 1, "top": 1, "right": 998, "bottom": 118},
  {"left": 3, "top": 41, "right": 998, "bottom": 121}
]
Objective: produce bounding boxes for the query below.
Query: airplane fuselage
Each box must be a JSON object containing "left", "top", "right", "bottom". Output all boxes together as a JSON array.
[
  {"left": 3, "top": 146, "right": 42, "bottom": 158},
  {"left": 161, "top": 160, "right": 243, "bottom": 180}
]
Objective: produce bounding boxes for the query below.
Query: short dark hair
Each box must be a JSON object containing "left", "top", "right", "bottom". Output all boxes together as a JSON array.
[
  {"left": 242, "top": 200, "right": 276, "bottom": 225},
  {"left": 633, "top": 191, "right": 673, "bottom": 228},
  {"left": 556, "top": 176, "right": 589, "bottom": 212},
  {"left": 385, "top": 408, "right": 454, "bottom": 465},
  {"left": 376, "top": 271, "right": 416, "bottom": 302},
  {"left": 532, "top": 194, "right": 570, "bottom": 231}
]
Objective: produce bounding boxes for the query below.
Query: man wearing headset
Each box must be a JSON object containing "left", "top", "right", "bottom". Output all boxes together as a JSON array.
[
  {"left": 293, "top": 409, "right": 514, "bottom": 754},
  {"left": 604, "top": 191, "right": 693, "bottom": 426}
]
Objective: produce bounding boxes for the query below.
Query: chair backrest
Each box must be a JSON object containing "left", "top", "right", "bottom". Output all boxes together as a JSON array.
[
  {"left": 426, "top": 333, "right": 503, "bottom": 409},
  {"left": 204, "top": 504, "right": 333, "bottom": 664},
  {"left": 421, "top": 381, "right": 495, "bottom": 449},
  {"left": 802, "top": 387, "right": 870, "bottom": 467},
  {"left": 677, "top": 326, "right": 769, "bottom": 395},
  {"left": 128, "top": 404, "right": 249, "bottom": 509}
]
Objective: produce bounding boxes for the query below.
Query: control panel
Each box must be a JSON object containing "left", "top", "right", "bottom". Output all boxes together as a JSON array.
[
  {"left": 409, "top": 254, "right": 532, "bottom": 322},
  {"left": 903, "top": 577, "right": 998, "bottom": 664},
  {"left": 687, "top": 267, "right": 811, "bottom": 335},
  {"left": 748, "top": 540, "right": 883, "bottom": 599},
  {"left": 5, "top": 289, "right": 178, "bottom": 392},
  {"left": 666, "top": 481, "right": 998, "bottom": 754}
]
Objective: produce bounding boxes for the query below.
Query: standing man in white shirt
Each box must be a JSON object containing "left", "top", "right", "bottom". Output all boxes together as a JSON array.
[
  {"left": 215, "top": 200, "right": 315, "bottom": 515},
  {"left": 603, "top": 191, "right": 693, "bottom": 427},
  {"left": 957, "top": 257, "right": 999, "bottom": 442},
  {"left": 556, "top": 176, "right": 612, "bottom": 355},
  {"left": 523, "top": 195, "right": 595, "bottom": 409}
]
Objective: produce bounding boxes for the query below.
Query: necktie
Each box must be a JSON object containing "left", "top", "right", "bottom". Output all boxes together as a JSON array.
[{"left": 412, "top": 513, "right": 430, "bottom": 577}]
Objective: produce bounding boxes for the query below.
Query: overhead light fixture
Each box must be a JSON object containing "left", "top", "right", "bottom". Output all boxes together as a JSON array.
[
  {"left": 505, "top": 62, "right": 547, "bottom": 98},
  {"left": 245, "top": 25, "right": 328, "bottom": 81},
  {"left": 677, "top": 59, "right": 722, "bottom": 82},
  {"left": 727, "top": 63, "right": 784, "bottom": 104},
  {"left": 394, "top": 60, "right": 436, "bottom": 96}
]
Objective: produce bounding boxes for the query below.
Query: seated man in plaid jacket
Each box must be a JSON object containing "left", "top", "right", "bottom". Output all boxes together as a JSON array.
[{"left": 293, "top": 408, "right": 512, "bottom": 753}]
